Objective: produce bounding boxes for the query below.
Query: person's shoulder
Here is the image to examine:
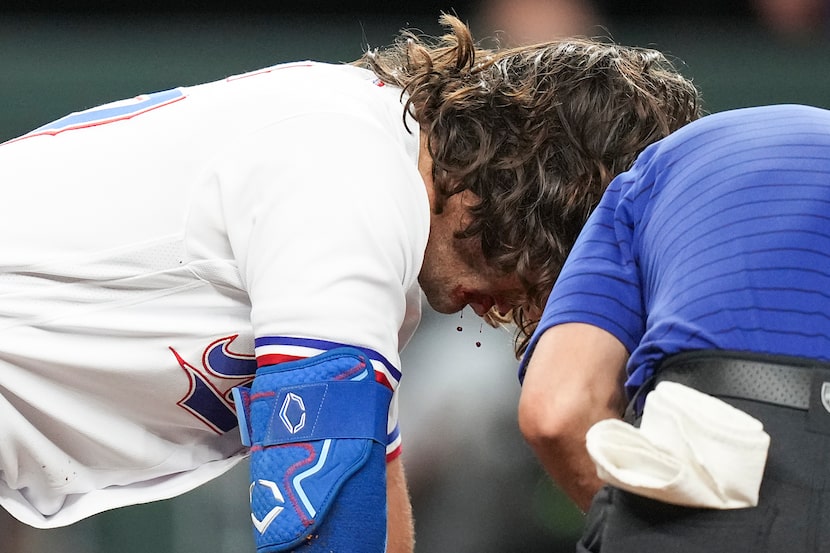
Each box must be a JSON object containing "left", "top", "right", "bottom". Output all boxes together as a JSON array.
[
  {"left": 683, "top": 104, "right": 829, "bottom": 134},
  {"left": 253, "top": 61, "right": 407, "bottom": 123},
  {"left": 661, "top": 104, "right": 830, "bottom": 153}
]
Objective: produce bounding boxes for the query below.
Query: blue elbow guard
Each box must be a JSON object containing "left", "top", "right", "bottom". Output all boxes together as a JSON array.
[{"left": 232, "top": 347, "right": 391, "bottom": 552}]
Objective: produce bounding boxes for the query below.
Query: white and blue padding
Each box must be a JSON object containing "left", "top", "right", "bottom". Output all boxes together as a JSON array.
[{"left": 232, "top": 347, "right": 391, "bottom": 552}]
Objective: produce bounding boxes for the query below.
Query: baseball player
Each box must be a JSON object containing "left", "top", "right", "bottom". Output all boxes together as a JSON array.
[
  {"left": 519, "top": 104, "right": 830, "bottom": 552},
  {"left": 0, "top": 14, "right": 700, "bottom": 552}
]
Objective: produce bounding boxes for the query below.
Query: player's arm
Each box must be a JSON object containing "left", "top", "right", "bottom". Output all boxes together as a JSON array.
[
  {"left": 386, "top": 455, "right": 414, "bottom": 553},
  {"left": 518, "top": 322, "right": 628, "bottom": 512},
  {"left": 233, "top": 347, "right": 401, "bottom": 552},
  {"left": 218, "top": 108, "right": 425, "bottom": 552}
]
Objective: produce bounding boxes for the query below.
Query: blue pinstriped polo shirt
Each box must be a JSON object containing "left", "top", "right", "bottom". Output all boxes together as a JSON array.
[{"left": 523, "top": 104, "right": 830, "bottom": 397}]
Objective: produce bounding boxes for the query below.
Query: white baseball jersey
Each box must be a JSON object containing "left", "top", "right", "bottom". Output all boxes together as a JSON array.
[{"left": 0, "top": 61, "right": 428, "bottom": 528}]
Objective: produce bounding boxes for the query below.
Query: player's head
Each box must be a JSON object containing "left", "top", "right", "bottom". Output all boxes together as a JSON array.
[{"left": 357, "top": 14, "right": 702, "bottom": 352}]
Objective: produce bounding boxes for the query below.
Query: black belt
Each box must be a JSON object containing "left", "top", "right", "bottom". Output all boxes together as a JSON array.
[{"left": 654, "top": 351, "right": 829, "bottom": 411}]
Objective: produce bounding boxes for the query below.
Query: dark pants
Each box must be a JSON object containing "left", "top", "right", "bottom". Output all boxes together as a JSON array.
[{"left": 578, "top": 397, "right": 830, "bottom": 553}]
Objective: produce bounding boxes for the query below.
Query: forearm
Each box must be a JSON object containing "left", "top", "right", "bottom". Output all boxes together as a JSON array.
[
  {"left": 386, "top": 456, "right": 415, "bottom": 553},
  {"left": 518, "top": 323, "right": 628, "bottom": 512},
  {"left": 522, "top": 396, "right": 619, "bottom": 511},
  {"left": 234, "top": 348, "right": 394, "bottom": 552}
]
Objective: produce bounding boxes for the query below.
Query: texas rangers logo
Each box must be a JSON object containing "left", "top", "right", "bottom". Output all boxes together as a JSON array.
[{"left": 171, "top": 335, "right": 257, "bottom": 433}]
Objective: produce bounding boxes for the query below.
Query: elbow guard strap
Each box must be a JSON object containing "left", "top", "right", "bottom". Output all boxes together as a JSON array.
[{"left": 232, "top": 347, "right": 392, "bottom": 552}]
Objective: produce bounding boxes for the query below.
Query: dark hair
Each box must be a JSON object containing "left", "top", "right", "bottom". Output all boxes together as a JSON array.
[{"left": 356, "top": 14, "right": 702, "bottom": 354}]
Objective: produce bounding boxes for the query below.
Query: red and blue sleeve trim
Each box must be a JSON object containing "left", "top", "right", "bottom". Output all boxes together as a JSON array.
[{"left": 254, "top": 336, "right": 402, "bottom": 385}]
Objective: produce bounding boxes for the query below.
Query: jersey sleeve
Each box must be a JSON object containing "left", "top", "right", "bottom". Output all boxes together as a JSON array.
[
  {"left": 519, "top": 168, "right": 646, "bottom": 381},
  {"left": 211, "top": 111, "right": 428, "bottom": 458}
]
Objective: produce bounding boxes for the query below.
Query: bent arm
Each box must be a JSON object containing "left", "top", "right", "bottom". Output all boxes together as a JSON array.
[{"left": 518, "top": 323, "right": 628, "bottom": 512}]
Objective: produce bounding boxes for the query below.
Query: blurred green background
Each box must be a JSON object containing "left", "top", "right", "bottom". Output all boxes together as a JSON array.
[{"left": 0, "top": 2, "right": 828, "bottom": 551}]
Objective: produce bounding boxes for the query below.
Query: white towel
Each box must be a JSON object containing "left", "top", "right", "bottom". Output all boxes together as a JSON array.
[{"left": 585, "top": 381, "right": 770, "bottom": 509}]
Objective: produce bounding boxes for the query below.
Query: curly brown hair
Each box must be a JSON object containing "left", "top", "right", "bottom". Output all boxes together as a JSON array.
[{"left": 356, "top": 14, "right": 702, "bottom": 354}]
